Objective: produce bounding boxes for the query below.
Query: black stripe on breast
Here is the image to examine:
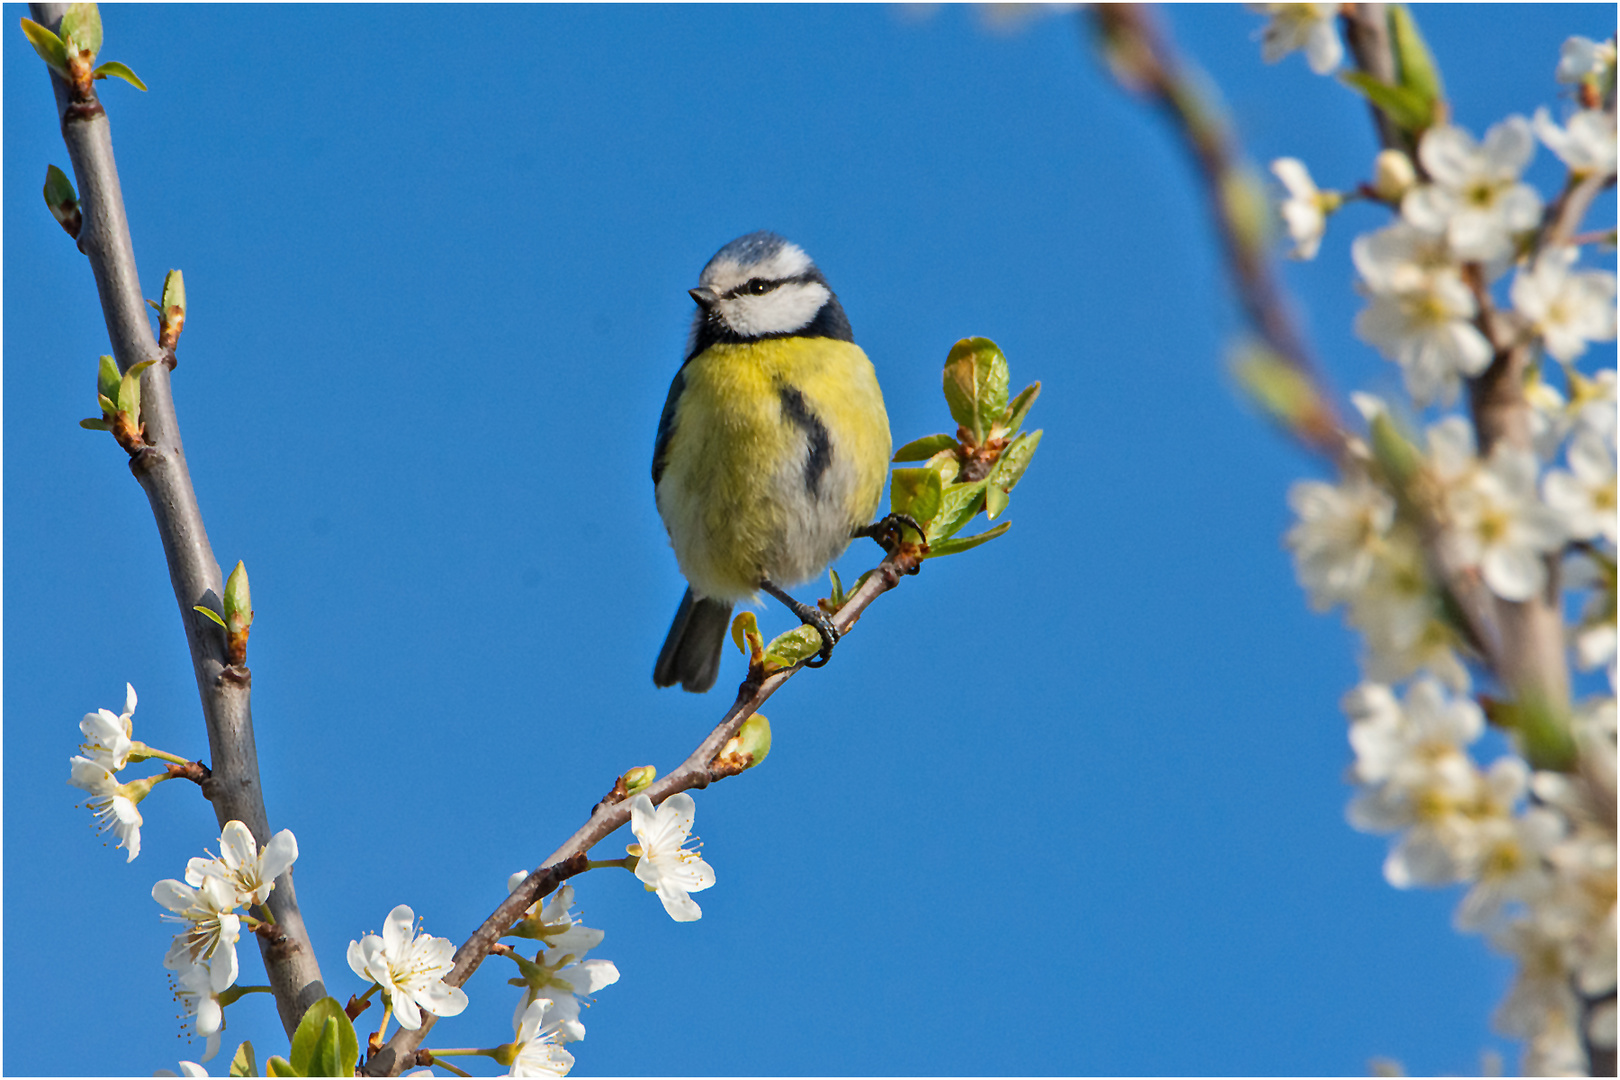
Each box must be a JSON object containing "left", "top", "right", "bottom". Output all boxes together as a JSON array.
[{"left": 778, "top": 384, "right": 833, "bottom": 499}]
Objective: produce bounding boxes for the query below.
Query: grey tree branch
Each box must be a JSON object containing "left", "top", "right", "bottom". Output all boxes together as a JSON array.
[
  {"left": 29, "top": 2, "right": 324, "bottom": 1038},
  {"left": 364, "top": 545, "right": 923, "bottom": 1076}
]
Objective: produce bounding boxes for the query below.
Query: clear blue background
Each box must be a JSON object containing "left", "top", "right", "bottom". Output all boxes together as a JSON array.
[{"left": 5, "top": 5, "right": 1613, "bottom": 1076}]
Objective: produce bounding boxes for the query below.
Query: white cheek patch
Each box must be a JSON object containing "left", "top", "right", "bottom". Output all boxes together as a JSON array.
[{"left": 719, "top": 280, "right": 831, "bottom": 337}]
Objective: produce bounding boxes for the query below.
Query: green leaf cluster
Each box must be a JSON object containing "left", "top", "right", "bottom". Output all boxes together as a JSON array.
[
  {"left": 79, "top": 354, "right": 156, "bottom": 445},
  {"left": 1338, "top": 5, "right": 1445, "bottom": 136},
  {"left": 255, "top": 998, "right": 358, "bottom": 1077},
  {"left": 890, "top": 337, "right": 1041, "bottom": 559},
  {"left": 19, "top": 4, "right": 146, "bottom": 92}
]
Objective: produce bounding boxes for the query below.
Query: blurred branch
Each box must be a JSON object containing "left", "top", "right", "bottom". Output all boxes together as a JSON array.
[
  {"left": 1089, "top": 4, "right": 1350, "bottom": 463},
  {"left": 1087, "top": 5, "right": 1515, "bottom": 663},
  {"left": 29, "top": 2, "right": 324, "bottom": 1038},
  {"left": 1339, "top": 4, "right": 1412, "bottom": 156},
  {"left": 364, "top": 544, "right": 925, "bottom": 1076}
]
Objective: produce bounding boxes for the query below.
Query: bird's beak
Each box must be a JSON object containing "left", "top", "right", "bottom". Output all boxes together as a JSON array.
[{"left": 689, "top": 286, "right": 719, "bottom": 309}]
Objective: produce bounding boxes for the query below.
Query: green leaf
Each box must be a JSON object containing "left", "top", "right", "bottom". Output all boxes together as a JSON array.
[
  {"left": 985, "top": 429, "right": 1043, "bottom": 496},
  {"left": 928, "top": 479, "right": 987, "bottom": 543},
  {"left": 97, "top": 393, "right": 118, "bottom": 417},
  {"left": 892, "top": 433, "right": 958, "bottom": 462},
  {"left": 889, "top": 467, "right": 943, "bottom": 529},
  {"left": 97, "top": 354, "right": 121, "bottom": 403},
  {"left": 923, "top": 521, "right": 1010, "bottom": 558},
  {"left": 1368, "top": 412, "right": 1421, "bottom": 491},
  {"left": 19, "top": 18, "right": 69, "bottom": 75},
  {"left": 827, "top": 568, "right": 846, "bottom": 610},
  {"left": 116, "top": 358, "right": 157, "bottom": 417},
  {"left": 941, "top": 337, "right": 1010, "bottom": 445},
  {"left": 230, "top": 1041, "right": 258, "bottom": 1078},
  {"left": 1389, "top": 5, "right": 1444, "bottom": 108},
  {"left": 194, "top": 605, "right": 228, "bottom": 630},
  {"left": 43, "top": 164, "right": 76, "bottom": 210},
  {"left": 1339, "top": 71, "right": 1433, "bottom": 133},
  {"left": 264, "top": 1056, "right": 298, "bottom": 1078},
  {"left": 287, "top": 997, "right": 358, "bottom": 1079},
  {"left": 92, "top": 59, "right": 145, "bottom": 90},
  {"left": 984, "top": 483, "right": 1009, "bottom": 521},
  {"left": 160, "top": 268, "right": 185, "bottom": 314},
  {"left": 79, "top": 417, "right": 112, "bottom": 431},
  {"left": 730, "top": 610, "right": 759, "bottom": 656},
  {"left": 1001, "top": 380, "right": 1041, "bottom": 436},
  {"left": 58, "top": 2, "right": 101, "bottom": 59},
  {"left": 763, "top": 625, "right": 821, "bottom": 667},
  {"left": 1232, "top": 345, "right": 1324, "bottom": 432}
]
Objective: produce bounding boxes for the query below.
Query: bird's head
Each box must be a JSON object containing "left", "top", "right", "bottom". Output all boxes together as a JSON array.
[{"left": 686, "top": 232, "right": 844, "bottom": 351}]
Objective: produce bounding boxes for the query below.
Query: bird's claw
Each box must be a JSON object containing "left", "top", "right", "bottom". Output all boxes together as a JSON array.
[{"left": 801, "top": 609, "right": 841, "bottom": 668}]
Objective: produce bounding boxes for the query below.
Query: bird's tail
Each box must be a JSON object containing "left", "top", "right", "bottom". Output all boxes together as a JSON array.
[{"left": 653, "top": 588, "right": 733, "bottom": 693}]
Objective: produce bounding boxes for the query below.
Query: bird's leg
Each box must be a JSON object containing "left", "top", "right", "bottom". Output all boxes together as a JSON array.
[
  {"left": 852, "top": 512, "right": 928, "bottom": 556},
  {"left": 759, "top": 578, "right": 840, "bottom": 668}
]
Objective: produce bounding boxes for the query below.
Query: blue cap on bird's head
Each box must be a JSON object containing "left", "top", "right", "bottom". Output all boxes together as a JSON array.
[{"left": 697, "top": 231, "right": 815, "bottom": 291}]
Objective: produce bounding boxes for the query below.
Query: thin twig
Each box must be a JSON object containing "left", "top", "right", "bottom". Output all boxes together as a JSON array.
[
  {"left": 29, "top": 2, "right": 324, "bottom": 1038},
  {"left": 364, "top": 544, "right": 922, "bottom": 1075}
]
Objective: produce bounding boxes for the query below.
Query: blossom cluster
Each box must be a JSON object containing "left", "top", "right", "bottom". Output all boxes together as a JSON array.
[
  {"left": 154, "top": 821, "right": 299, "bottom": 1063},
  {"left": 1265, "top": 24, "right": 1617, "bottom": 1075}
]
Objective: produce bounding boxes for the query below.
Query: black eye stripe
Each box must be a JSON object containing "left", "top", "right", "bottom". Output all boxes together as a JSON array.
[{"left": 718, "top": 271, "right": 822, "bottom": 300}]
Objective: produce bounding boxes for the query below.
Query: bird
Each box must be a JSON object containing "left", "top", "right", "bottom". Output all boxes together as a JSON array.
[{"left": 652, "top": 231, "right": 892, "bottom": 692}]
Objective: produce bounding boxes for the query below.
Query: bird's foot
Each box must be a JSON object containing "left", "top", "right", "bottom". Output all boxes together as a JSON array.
[
  {"left": 760, "top": 579, "right": 841, "bottom": 668},
  {"left": 854, "top": 512, "right": 929, "bottom": 558}
]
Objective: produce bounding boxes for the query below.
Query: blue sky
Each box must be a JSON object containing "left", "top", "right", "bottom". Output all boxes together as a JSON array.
[{"left": 5, "top": 4, "right": 1614, "bottom": 1076}]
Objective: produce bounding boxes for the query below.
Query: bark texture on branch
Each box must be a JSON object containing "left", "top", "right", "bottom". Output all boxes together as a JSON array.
[{"left": 29, "top": 2, "right": 324, "bottom": 1038}]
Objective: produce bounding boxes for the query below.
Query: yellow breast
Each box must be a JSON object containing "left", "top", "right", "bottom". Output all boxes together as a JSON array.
[{"left": 656, "top": 336, "right": 891, "bottom": 599}]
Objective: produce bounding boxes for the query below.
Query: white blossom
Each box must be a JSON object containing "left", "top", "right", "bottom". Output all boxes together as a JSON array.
[
  {"left": 186, "top": 821, "right": 299, "bottom": 909},
  {"left": 1556, "top": 36, "right": 1617, "bottom": 85},
  {"left": 505, "top": 879, "right": 605, "bottom": 959},
  {"left": 78, "top": 682, "right": 138, "bottom": 770},
  {"left": 1285, "top": 474, "right": 1394, "bottom": 609},
  {"left": 154, "top": 876, "right": 242, "bottom": 994},
  {"left": 627, "top": 793, "right": 715, "bottom": 922},
  {"left": 1445, "top": 443, "right": 1566, "bottom": 602},
  {"left": 170, "top": 962, "right": 224, "bottom": 1063},
  {"left": 155, "top": 1063, "right": 209, "bottom": 1078},
  {"left": 347, "top": 904, "right": 469, "bottom": 1031},
  {"left": 67, "top": 755, "right": 143, "bottom": 862},
  {"left": 1532, "top": 106, "right": 1617, "bottom": 175},
  {"left": 1270, "top": 157, "right": 1331, "bottom": 259},
  {"left": 1252, "top": 4, "right": 1342, "bottom": 74},
  {"left": 1404, "top": 118, "right": 1542, "bottom": 263},
  {"left": 1543, "top": 426, "right": 1617, "bottom": 542},
  {"left": 1454, "top": 805, "right": 1563, "bottom": 931},
  {"left": 1347, "top": 532, "right": 1469, "bottom": 691},
  {"left": 1511, "top": 247, "right": 1618, "bottom": 363},
  {"left": 1344, "top": 678, "right": 1490, "bottom": 887},
  {"left": 1354, "top": 271, "right": 1491, "bottom": 405},
  {"left": 507, "top": 998, "right": 576, "bottom": 1077}
]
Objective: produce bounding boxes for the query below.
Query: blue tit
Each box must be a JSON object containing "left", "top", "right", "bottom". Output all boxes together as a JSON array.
[{"left": 652, "top": 231, "right": 892, "bottom": 692}]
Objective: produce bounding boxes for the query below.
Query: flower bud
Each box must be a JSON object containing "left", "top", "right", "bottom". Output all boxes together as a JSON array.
[
  {"left": 622, "top": 766, "right": 656, "bottom": 796},
  {"left": 1372, "top": 149, "right": 1416, "bottom": 202}
]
